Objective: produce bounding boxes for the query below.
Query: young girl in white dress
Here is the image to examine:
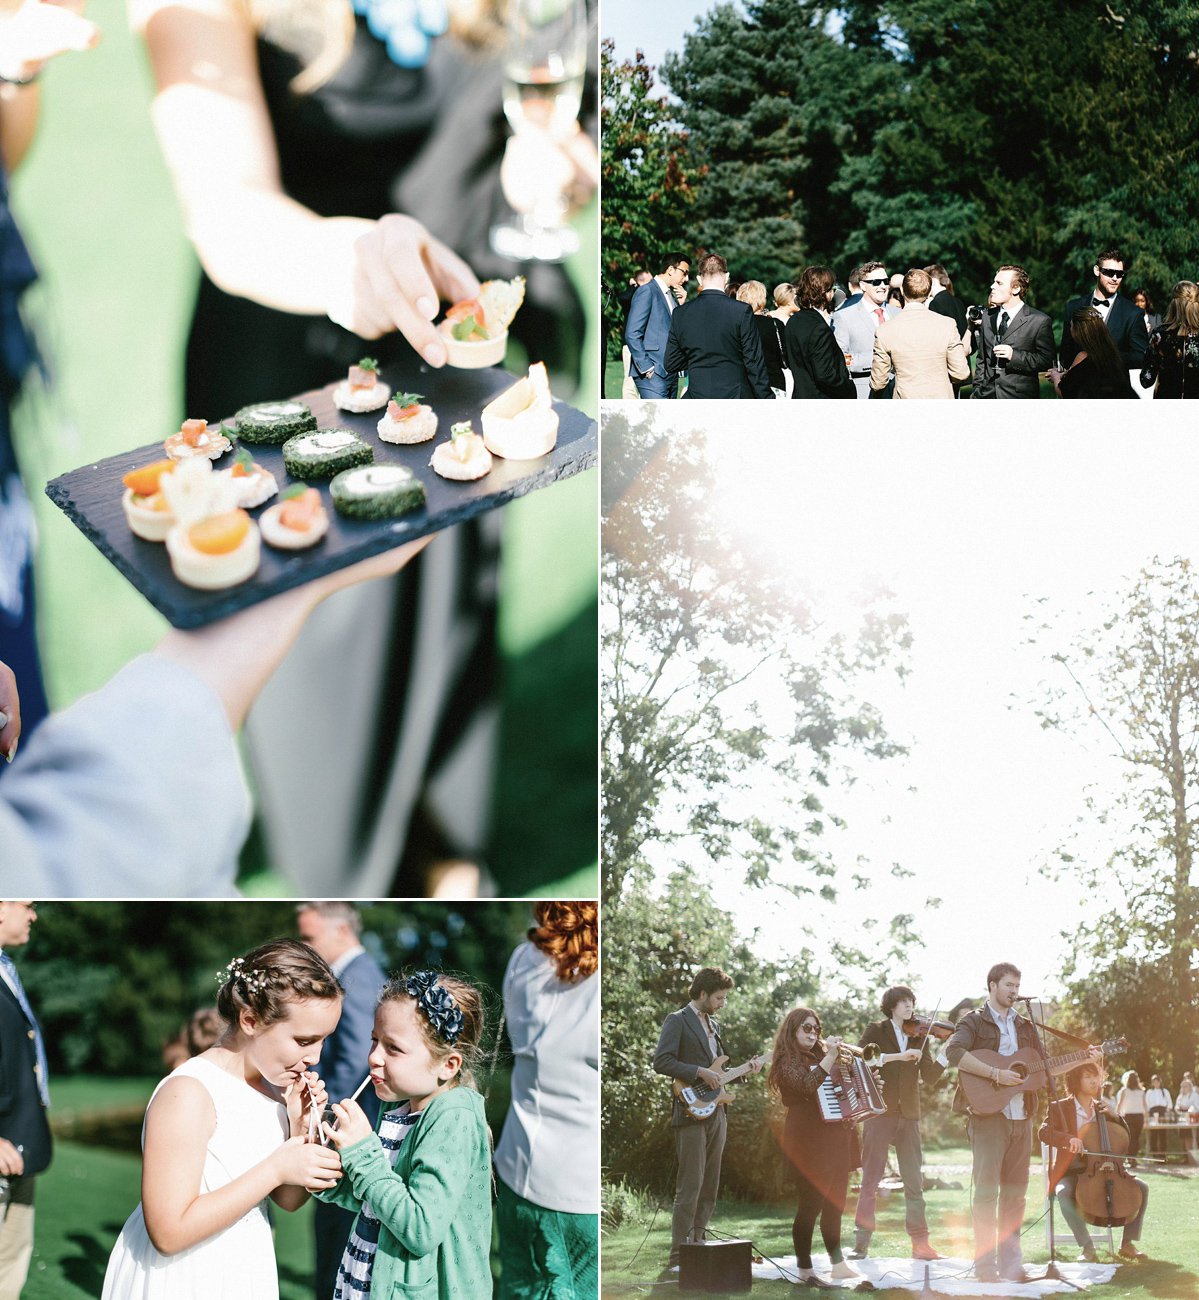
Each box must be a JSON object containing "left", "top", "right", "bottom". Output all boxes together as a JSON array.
[{"left": 102, "top": 939, "right": 346, "bottom": 1300}]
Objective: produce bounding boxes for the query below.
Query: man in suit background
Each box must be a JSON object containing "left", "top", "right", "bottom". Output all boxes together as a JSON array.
[
  {"left": 850, "top": 985, "right": 948, "bottom": 1262},
  {"left": 870, "top": 268, "right": 970, "bottom": 398},
  {"left": 1061, "top": 248, "right": 1151, "bottom": 398},
  {"left": 297, "top": 902, "right": 387, "bottom": 1300},
  {"left": 971, "top": 265, "right": 1056, "bottom": 399},
  {"left": 625, "top": 254, "right": 691, "bottom": 399},
  {"left": 653, "top": 967, "right": 760, "bottom": 1273},
  {"left": 834, "top": 260, "right": 897, "bottom": 397},
  {"left": 663, "top": 254, "right": 773, "bottom": 399},
  {"left": 0, "top": 900, "right": 51, "bottom": 1300}
]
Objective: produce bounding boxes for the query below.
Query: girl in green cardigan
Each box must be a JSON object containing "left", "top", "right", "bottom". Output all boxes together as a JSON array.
[{"left": 320, "top": 971, "right": 492, "bottom": 1300}]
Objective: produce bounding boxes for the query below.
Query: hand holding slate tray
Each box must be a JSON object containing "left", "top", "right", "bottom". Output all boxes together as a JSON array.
[{"left": 46, "top": 361, "right": 596, "bottom": 629}]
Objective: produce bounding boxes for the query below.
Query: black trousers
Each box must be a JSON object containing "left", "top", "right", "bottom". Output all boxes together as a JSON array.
[{"left": 792, "top": 1165, "right": 847, "bottom": 1270}]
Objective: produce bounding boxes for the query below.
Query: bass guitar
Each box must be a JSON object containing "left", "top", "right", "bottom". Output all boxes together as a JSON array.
[
  {"left": 958, "top": 1038, "right": 1128, "bottom": 1116},
  {"left": 673, "top": 1053, "right": 770, "bottom": 1121}
]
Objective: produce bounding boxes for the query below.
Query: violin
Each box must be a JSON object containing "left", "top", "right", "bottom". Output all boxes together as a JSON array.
[
  {"left": 1075, "top": 1101, "right": 1143, "bottom": 1227},
  {"left": 901, "top": 1016, "right": 954, "bottom": 1042}
]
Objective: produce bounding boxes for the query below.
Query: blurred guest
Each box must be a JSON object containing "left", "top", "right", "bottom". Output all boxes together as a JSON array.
[
  {"left": 769, "top": 282, "right": 798, "bottom": 323},
  {"left": 1140, "top": 280, "right": 1199, "bottom": 398},
  {"left": 1049, "top": 308, "right": 1137, "bottom": 399},
  {"left": 1176, "top": 1076, "right": 1199, "bottom": 1153},
  {"left": 725, "top": 278, "right": 742, "bottom": 300},
  {"left": 1117, "top": 1071, "right": 1147, "bottom": 1159},
  {"left": 736, "top": 281, "right": 787, "bottom": 398},
  {"left": 834, "top": 261, "right": 895, "bottom": 399},
  {"left": 296, "top": 900, "right": 386, "bottom": 1300},
  {"left": 0, "top": 0, "right": 99, "bottom": 757},
  {"left": 664, "top": 254, "right": 772, "bottom": 399},
  {"left": 871, "top": 268, "right": 969, "bottom": 399},
  {"left": 840, "top": 266, "right": 863, "bottom": 311},
  {"left": 1146, "top": 1074, "right": 1172, "bottom": 1155},
  {"left": 784, "top": 265, "right": 854, "bottom": 400},
  {"left": 1132, "top": 289, "right": 1161, "bottom": 335},
  {"left": 0, "top": 899, "right": 50, "bottom": 1300},
  {"left": 886, "top": 281, "right": 906, "bottom": 311},
  {"left": 162, "top": 1006, "right": 224, "bottom": 1071},
  {"left": 495, "top": 901, "right": 598, "bottom": 1300},
  {"left": 619, "top": 269, "right": 652, "bottom": 399},
  {"left": 971, "top": 266, "right": 1055, "bottom": 399}
]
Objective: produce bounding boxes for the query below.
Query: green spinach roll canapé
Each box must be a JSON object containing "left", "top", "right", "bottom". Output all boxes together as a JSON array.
[
  {"left": 281, "top": 429, "right": 373, "bottom": 479},
  {"left": 330, "top": 464, "right": 426, "bottom": 520},
  {"left": 234, "top": 400, "right": 319, "bottom": 444}
]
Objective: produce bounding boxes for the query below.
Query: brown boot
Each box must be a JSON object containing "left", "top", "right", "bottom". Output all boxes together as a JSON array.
[{"left": 911, "top": 1239, "right": 943, "bottom": 1261}]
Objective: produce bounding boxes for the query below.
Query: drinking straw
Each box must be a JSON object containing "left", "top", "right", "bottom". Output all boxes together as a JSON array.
[{"left": 348, "top": 1074, "right": 372, "bottom": 1104}]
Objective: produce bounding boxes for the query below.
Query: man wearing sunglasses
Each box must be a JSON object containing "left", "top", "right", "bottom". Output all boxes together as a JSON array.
[
  {"left": 625, "top": 254, "right": 692, "bottom": 399},
  {"left": 1060, "top": 248, "right": 1150, "bottom": 376},
  {"left": 834, "top": 261, "right": 897, "bottom": 398}
]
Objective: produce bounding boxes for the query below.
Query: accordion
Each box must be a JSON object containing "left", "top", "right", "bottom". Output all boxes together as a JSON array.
[{"left": 818, "top": 1056, "right": 888, "bottom": 1124}]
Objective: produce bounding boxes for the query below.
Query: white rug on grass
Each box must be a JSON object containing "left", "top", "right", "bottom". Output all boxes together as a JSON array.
[{"left": 749, "top": 1255, "right": 1117, "bottom": 1295}]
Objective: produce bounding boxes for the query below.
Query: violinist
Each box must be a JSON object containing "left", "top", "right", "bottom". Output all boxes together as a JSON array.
[
  {"left": 848, "top": 987, "right": 948, "bottom": 1262},
  {"left": 1040, "top": 1060, "right": 1149, "bottom": 1262}
]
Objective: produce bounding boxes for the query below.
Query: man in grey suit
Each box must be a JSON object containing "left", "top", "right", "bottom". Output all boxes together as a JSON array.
[
  {"left": 297, "top": 902, "right": 387, "bottom": 1299},
  {"left": 970, "top": 266, "right": 1056, "bottom": 399},
  {"left": 625, "top": 254, "right": 691, "bottom": 399},
  {"left": 653, "top": 967, "right": 760, "bottom": 1273},
  {"left": 834, "top": 261, "right": 897, "bottom": 397}
]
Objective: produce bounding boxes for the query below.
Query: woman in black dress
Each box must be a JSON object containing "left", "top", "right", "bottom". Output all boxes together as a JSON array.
[
  {"left": 769, "top": 1007, "right": 860, "bottom": 1287},
  {"left": 1140, "top": 281, "right": 1199, "bottom": 399},
  {"left": 1050, "top": 308, "right": 1137, "bottom": 399},
  {"left": 736, "top": 281, "right": 787, "bottom": 397}
]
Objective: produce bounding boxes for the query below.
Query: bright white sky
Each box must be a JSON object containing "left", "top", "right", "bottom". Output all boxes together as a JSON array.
[
  {"left": 620, "top": 403, "right": 1199, "bottom": 1013},
  {"left": 603, "top": 0, "right": 728, "bottom": 90}
]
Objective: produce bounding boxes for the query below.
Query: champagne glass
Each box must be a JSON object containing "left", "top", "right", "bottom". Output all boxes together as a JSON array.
[{"left": 489, "top": 0, "right": 588, "bottom": 262}]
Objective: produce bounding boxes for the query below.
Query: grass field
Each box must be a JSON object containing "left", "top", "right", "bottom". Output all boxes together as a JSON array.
[
  {"left": 8, "top": 0, "right": 597, "bottom": 895},
  {"left": 602, "top": 1147, "right": 1199, "bottom": 1300}
]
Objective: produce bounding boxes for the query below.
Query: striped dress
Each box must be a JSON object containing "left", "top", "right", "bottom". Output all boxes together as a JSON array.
[{"left": 333, "top": 1104, "right": 422, "bottom": 1300}]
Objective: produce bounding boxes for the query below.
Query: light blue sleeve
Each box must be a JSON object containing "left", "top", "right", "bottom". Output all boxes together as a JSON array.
[{"left": 0, "top": 655, "right": 248, "bottom": 894}]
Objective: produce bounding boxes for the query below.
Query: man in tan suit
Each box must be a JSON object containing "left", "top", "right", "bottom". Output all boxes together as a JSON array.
[{"left": 870, "top": 268, "right": 970, "bottom": 398}]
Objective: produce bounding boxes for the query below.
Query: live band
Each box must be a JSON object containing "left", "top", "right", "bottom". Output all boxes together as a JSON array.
[{"left": 653, "top": 963, "right": 1149, "bottom": 1287}]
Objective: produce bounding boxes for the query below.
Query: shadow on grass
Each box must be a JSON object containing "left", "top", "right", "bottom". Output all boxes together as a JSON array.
[
  {"left": 1128, "top": 1260, "right": 1199, "bottom": 1297},
  {"left": 59, "top": 1224, "right": 126, "bottom": 1298}
]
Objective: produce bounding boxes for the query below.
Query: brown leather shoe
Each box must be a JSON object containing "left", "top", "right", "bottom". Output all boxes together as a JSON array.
[
  {"left": 911, "top": 1241, "right": 943, "bottom": 1261},
  {"left": 1118, "top": 1244, "right": 1148, "bottom": 1263}
]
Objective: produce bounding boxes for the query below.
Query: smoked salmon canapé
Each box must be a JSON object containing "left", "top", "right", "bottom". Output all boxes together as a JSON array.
[
  {"left": 377, "top": 392, "right": 438, "bottom": 444},
  {"left": 121, "top": 459, "right": 178, "bottom": 540},
  {"left": 164, "top": 418, "right": 232, "bottom": 462},
  {"left": 430, "top": 422, "right": 492, "bottom": 482},
  {"left": 333, "top": 357, "right": 391, "bottom": 413},
  {"left": 229, "top": 448, "right": 279, "bottom": 508},
  {"left": 439, "top": 276, "right": 525, "bottom": 368},
  {"left": 480, "top": 361, "right": 558, "bottom": 460},
  {"left": 259, "top": 486, "right": 330, "bottom": 550}
]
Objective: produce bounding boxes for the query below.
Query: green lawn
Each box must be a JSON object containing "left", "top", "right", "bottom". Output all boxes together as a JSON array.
[
  {"left": 8, "top": 0, "right": 597, "bottom": 895},
  {"left": 602, "top": 1149, "right": 1199, "bottom": 1299}
]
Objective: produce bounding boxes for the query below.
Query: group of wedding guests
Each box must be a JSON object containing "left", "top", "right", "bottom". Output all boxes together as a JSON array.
[
  {"left": 1112, "top": 1067, "right": 1199, "bottom": 1157},
  {"left": 621, "top": 247, "right": 1199, "bottom": 400}
]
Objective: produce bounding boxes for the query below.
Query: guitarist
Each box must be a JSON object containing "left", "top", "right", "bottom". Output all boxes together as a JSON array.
[
  {"left": 652, "top": 967, "right": 760, "bottom": 1272},
  {"left": 945, "top": 962, "right": 1098, "bottom": 1284},
  {"left": 1040, "top": 1060, "right": 1149, "bottom": 1263},
  {"left": 849, "top": 986, "right": 948, "bottom": 1262}
]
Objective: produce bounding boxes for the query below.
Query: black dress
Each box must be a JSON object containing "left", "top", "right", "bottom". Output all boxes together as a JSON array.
[
  {"left": 191, "top": 22, "right": 583, "bottom": 891},
  {"left": 752, "top": 313, "right": 786, "bottom": 392},
  {"left": 1140, "top": 327, "right": 1199, "bottom": 398},
  {"left": 1058, "top": 356, "right": 1138, "bottom": 399}
]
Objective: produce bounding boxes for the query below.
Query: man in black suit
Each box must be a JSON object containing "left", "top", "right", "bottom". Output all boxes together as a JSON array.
[
  {"left": 849, "top": 986, "right": 947, "bottom": 1262},
  {"left": 970, "top": 265, "right": 1056, "bottom": 399},
  {"left": 1061, "top": 248, "right": 1150, "bottom": 371},
  {"left": 297, "top": 902, "right": 387, "bottom": 1300},
  {"left": 653, "top": 967, "right": 760, "bottom": 1272},
  {"left": 663, "top": 254, "right": 773, "bottom": 399},
  {"left": 0, "top": 901, "right": 51, "bottom": 1299}
]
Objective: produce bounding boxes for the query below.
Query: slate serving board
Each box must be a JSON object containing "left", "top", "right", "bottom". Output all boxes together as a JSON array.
[{"left": 46, "top": 361, "right": 596, "bottom": 629}]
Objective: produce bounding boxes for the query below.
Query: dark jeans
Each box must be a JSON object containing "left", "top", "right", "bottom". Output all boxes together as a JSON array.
[
  {"left": 793, "top": 1165, "right": 847, "bottom": 1270},
  {"left": 1124, "top": 1113, "right": 1144, "bottom": 1156},
  {"left": 966, "top": 1114, "right": 1032, "bottom": 1275},
  {"left": 633, "top": 369, "right": 679, "bottom": 399},
  {"left": 1055, "top": 1171, "right": 1147, "bottom": 1247},
  {"left": 670, "top": 1109, "right": 726, "bottom": 1264},
  {"left": 854, "top": 1112, "right": 929, "bottom": 1245}
]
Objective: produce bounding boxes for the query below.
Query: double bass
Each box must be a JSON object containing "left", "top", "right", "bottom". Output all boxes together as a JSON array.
[{"left": 1074, "top": 1102, "right": 1143, "bottom": 1227}]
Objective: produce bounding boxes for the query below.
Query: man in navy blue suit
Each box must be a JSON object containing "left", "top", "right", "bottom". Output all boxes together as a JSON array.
[
  {"left": 297, "top": 902, "right": 387, "bottom": 1300},
  {"left": 1061, "top": 247, "right": 1150, "bottom": 371},
  {"left": 0, "top": 900, "right": 51, "bottom": 1300},
  {"left": 625, "top": 253, "right": 691, "bottom": 398}
]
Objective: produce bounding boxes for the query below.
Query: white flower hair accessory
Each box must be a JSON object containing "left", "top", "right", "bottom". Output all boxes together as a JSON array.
[{"left": 216, "top": 955, "right": 269, "bottom": 994}]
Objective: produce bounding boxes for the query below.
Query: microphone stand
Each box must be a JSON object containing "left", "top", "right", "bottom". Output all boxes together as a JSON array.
[{"left": 1020, "top": 998, "right": 1077, "bottom": 1286}]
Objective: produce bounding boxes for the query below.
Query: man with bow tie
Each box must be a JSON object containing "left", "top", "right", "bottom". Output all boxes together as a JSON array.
[
  {"left": 0, "top": 901, "right": 50, "bottom": 1300},
  {"left": 970, "top": 265, "right": 1055, "bottom": 399},
  {"left": 1061, "top": 248, "right": 1151, "bottom": 392}
]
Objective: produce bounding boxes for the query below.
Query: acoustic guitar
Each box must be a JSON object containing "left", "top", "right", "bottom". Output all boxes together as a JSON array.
[
  {"left": 673, "top": 1053, "right": 770, "bottom": 1121},
  {"left": 958, "top": 1037, "right": 1128, "bottom": 1116}
]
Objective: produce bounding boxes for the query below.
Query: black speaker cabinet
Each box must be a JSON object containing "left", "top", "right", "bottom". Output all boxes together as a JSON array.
[{"left": 679, "top": 1239, "right": 753, "bottom": 1293}]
